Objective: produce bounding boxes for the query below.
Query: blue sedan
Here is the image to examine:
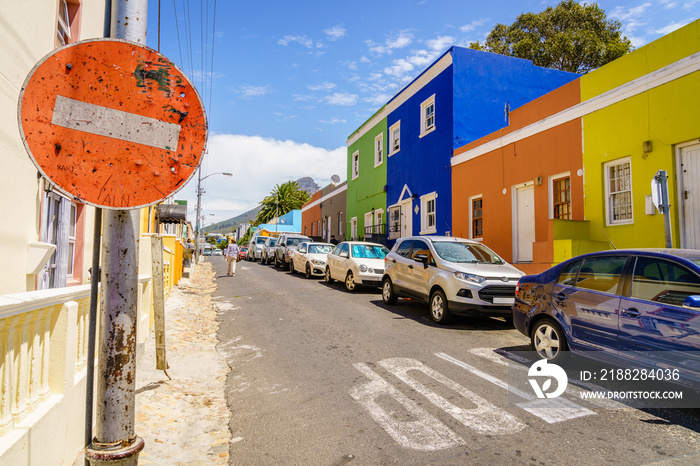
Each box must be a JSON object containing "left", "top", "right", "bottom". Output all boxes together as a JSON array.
[{"left": 513, "top": 249, "right": 700, "bottom": 381}]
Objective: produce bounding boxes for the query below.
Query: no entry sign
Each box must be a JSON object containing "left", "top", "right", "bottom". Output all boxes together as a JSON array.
[{"left": 18, "top": 38, "right": 207, "bottom": 209}]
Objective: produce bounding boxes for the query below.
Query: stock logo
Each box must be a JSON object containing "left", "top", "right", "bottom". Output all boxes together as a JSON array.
[{"left": 528, "top": 359, "right": 568, "bottom": 399}]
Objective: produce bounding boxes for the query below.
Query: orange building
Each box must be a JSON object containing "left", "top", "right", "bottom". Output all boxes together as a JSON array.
[
  {"left": 301, "top": 190, "right": 323, "bottom": 238},
  {"left": 451, "top": 80, "right": 592, "bottom": 274}
]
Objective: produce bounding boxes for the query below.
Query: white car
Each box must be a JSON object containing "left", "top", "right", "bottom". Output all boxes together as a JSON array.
[
  {"left": 289, "top": 242, "right": 334, "bottom": 278},
  {"left": 325, "top": 241, "right": 390, "bottom": 291}
]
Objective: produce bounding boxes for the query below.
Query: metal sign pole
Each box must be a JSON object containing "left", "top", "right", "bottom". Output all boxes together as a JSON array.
[{"left": 86, "top": 1, "right": 147, "bottom": 465}]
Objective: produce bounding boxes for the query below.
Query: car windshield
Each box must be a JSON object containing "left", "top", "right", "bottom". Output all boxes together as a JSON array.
[
  {"left": 309, "top": 245, "right": 333, "bottom": 254},
  {"left": 287, "top": 237, "right": 307, "bottom": 247},
  {"left": 432, "top": 241, "right": 504, "bottom": 264},
  {"left": 351, "top": 244, "right": 389, "bottom": 259},
  {"left": 255, "top": 237, "right": 267, "bottom": 245},
  {"left": 268, "top": 239, "right": 277, "bottom": 246}
]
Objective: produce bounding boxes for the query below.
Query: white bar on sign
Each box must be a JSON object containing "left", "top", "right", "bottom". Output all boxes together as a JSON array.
[{"left": 51, "top": 95, "right": 181, "bottom": 150}]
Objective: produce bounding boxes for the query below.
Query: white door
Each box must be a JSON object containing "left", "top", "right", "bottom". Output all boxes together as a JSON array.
[
  {"left": 514, "top": 184, "right": 535, "bottom": 262},
  {"left": 400, "top": 199, "right": 413, "bottom": 238},
  {"left": 680, "top": 143, "right": 700, "bottom": 248}
]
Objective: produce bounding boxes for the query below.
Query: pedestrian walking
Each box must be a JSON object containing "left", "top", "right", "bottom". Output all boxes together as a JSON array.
[{"left": 224, "top": 238, "right": 240, "bottom": 276}]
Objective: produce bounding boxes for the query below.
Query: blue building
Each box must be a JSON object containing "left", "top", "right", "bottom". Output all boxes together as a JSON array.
[{"left": 348, "top": 46, "right": 579, "bottom": 244}]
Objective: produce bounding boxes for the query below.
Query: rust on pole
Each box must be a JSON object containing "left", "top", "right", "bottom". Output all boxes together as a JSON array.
[{"left": 86, "top": 1, "right": 148, "bottom": 465}]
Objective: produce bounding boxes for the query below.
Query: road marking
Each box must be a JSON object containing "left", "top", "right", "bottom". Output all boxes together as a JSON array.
[
  {"left": 350, "top": 363, "right": 464, "bottom": 451},
  {"left": 378, "top": 358, "right": 525, "bottom": 435},
  {"left": 51, "top": 95, "right": 181, "bottom": 150},
  {"left": 469, "top": 348, "right": 624, "bottom": 409},
  {"left": 436, "top": 352, "right": 595, "bottom": 424}
]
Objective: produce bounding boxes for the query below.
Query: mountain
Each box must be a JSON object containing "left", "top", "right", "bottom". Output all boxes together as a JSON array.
[{"left": 202, "top": 205, "right": 263, "bottom": 234}]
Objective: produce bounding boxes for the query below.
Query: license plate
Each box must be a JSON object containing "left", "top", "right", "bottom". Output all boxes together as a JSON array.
[{"left": 493, "top": 297, "right": 514, "bottom": 305}]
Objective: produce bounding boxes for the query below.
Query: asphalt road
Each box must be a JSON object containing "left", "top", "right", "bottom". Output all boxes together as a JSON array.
[{"left": 207, "top": 255, "right": 700, "bottom": 466}]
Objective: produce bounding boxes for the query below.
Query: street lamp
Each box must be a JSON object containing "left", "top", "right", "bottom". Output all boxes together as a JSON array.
[{"left": 195, "top": 170, "right": 233, "bottom": 263}]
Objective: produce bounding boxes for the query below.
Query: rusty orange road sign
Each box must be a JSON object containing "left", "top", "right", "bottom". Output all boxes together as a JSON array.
[{"left": 18, "top": 38, "right": 207, "bottom": 209}]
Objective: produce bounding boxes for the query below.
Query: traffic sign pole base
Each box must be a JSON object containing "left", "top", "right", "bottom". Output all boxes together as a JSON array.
[{"left": 85, "top": 436, "right": 145, "bottom": 466}]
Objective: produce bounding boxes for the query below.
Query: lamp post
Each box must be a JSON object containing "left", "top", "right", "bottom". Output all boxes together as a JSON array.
[{"left": 195, "top": 170, "right": 232, "bottom": 263}]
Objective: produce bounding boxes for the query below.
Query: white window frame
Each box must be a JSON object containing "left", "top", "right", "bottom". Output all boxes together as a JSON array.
[
  {"left": 468, "top": 194, "right": 483, "bottom": 240},
  {"left": 374, "top": 133, "right": 384, "bottom": 167},
  {"left": 375, "top": 209, "right": 383, "bottom": 234},
  {"left": 419, "top": 192, "right": 437, "bottom": 235},
  {"left": 67, "top": 202, "right": 77, "bottom": 277},
  {"left": 388, "top": 205, "right": 401, "bottom": 240},
  {"left": 389, "top": 121, "right": 400, "bottom": 156},
  {"left": 420, "top": 94, "right": 436, "bottom": 138},
  {"left": 548, "top": 171, "right": 572, "bottom": 220},
  {"left": 364, "top": 212, "right": 372, "bottom": 237},
  {"left": 604, "top": 157, "right": 633, "bottom": 225},
  {"left": 352, "top": 150, "right": 359, "bottom": 180},
  {"left": 57, "top": 0, "right": 72, "bottom": 46},
  {"left": 351, "top": 217, "right": 357, "bottom": 240}
]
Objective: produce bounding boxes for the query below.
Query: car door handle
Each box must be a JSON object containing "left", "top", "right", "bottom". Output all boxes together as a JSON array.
[
  {"left": 391, "top": 259, "right": 396, "bottom": 263},
  {"left": 408, "top": 264, "right": 414, "bottom": 269},
  {"left": 553, "top": 292, "right": 567, "bottom": 302},
  {"left": 622, "top": 308, "right": 641, "bottom": 318}
]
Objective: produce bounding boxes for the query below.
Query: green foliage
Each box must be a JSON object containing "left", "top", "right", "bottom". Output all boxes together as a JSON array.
[
  {"left": 255, "top": 181, "right": 311, "bottom": 225},
  {"left": 469, "top": 0, "right": 632, "bottom": 73}
]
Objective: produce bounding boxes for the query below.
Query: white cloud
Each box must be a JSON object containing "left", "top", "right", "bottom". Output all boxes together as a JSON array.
[
  {"left": 176, "top": 134, "right": 346, "bottom": 221},
  {"left": 365, "top": 30, "right": 414, "bottom": 56},
  {"left": 319, "top": 118, "right": 347, "bottom": 124},
  {"left": 324, "top": 26, "right": 347, "bottom": 40},
  {"left": 308, "top": 82, "right": 337, "bottom": 91},
  {"left": 654, "top": 19, "right": 692, "bottom": 34},
  {"left": 426, "top": 36, "right": 454, "bottom": 52},
  {"left": 278, "top": 34, "right": 323, "bottom": 49},
  {"left": 237, "top": 85, "right": 271, "bottom": 98},
  {"left": 324, "top": 92, "right": 358, "bottom": 106},
  {"left": 364, "top": 94, "right": 393, "bottom": 106},
  {"left": 609, "top": 3, "right": 652, "bottom": 21},
  {"left": 460, "top": 19, "right": 487, "bottom": 32}
]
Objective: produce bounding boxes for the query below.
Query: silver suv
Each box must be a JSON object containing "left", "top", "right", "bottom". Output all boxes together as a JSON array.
[
  {"left": 274, "top": 233, "right": 311, "bottom": 270},
  {"left": 382, "top": 236, "right": 524, "bottom": 324}
]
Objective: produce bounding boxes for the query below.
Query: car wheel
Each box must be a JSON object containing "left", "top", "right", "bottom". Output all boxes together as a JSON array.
[
  {"left": 325, "top": 267, "right": 334, "bottom": 284},
  {"left": 530, "top": 318, "right": 568, "bottom": 362},
  {"left": 282, "top": 258, "right": 289, "bottom": 271},
  {"left": 274, "top": 256, "right": 279, "bottom": 268},
  {"left": 305, "top": 263, "right": 312, "bottom": 279},
  {"left": 289, "top": 261, "right": 296, "bottom": 274},
  {"left": 345, "top": 271, "right": 356, "bottom": 292},
  {"left": 429, "top": 289, "right": 452, "bottom": 324},
  {"left": 382, "top": 278, "right": 398, "bottom": 305}
]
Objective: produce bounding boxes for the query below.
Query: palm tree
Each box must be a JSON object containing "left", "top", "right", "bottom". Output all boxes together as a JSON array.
[{"left": 255, "top": 181, "right": 311, "bottom": 225}]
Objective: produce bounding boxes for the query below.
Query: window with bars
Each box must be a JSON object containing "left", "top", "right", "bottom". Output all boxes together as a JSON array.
[
  {"left": 472, "top": 197, "right": 483, "bottom": 238},
  {"left": 553, "top": 176, "right": 571, "bottom": 220},
  {"left": 605, "top": 159, "right": 633, "bottom": 224}
]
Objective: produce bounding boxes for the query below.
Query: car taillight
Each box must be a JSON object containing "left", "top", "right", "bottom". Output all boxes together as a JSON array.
[{"left": 515, "top": 279, "right": 521, "bottom": 296}]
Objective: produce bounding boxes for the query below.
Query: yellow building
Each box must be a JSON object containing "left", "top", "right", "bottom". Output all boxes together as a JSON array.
[{"left": 580, "top": 19, "right": 700, "bottom": 250}]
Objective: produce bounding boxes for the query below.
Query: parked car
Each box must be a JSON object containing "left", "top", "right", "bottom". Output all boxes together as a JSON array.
[
  {"left": 213, "top": 248, "right": 223, "bottom": 256},
  {"left": 202, "top": 248, "right": 212, "bottom": 256},
  {"left": 290, "top": 242, "right": 334, "bottom": 278},
  {"left": 274, "top": 233, "right": 312, "bottom": 270},
  {"left": 261, "top": 237, "right": 278, "bottom": 264},
  {"left": 247, "top": 236, "right": 268, "bottom": 261},
  {"left": 325, "top": 241, "right": 389, "bottom": 292},
  {"left": 381, "top": 236, "right": 524, "bottom": 324},
  {"left": 513, "top": 249, "right": 700, "bottom": 383},
  {"left": 238, "top": 247, "right": 248, "bottom": 261}
]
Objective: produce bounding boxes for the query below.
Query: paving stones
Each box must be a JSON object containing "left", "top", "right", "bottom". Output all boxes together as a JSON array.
[{"left": 135, "top": 262, "right": 230, "bottom": 465}]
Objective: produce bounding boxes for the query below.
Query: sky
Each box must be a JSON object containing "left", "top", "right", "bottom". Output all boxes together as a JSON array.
[{"left": 144, "top": 0, "right": 698, "bottom": 227}]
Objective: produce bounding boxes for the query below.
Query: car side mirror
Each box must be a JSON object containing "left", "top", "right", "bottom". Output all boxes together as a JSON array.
[
  {"left": 682, "top": 295, "right": 700, "bottom": 310},
  {"left": 340, "top": 252, "right": 348, "bottom": 258},
  {"left": 414, "top": 254, "right": 429, "bottom": 269}
]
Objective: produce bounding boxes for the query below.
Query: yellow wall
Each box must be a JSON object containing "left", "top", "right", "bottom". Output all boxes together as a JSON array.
[{"left": 580, "top": 20, "right": 700, "bottom": 249}]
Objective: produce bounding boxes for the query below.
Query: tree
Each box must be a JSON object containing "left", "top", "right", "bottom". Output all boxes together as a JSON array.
[
  {"left": 469, "top": 0, "right": 632, "bottom": 74},
  {"left": 254, "top": 181, "right": 311, "bottom": 225}
]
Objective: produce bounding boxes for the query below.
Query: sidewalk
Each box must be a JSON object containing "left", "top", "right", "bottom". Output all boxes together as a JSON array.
[{"left": 135, "top": 261, "right": 231, "bottom": 465}]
